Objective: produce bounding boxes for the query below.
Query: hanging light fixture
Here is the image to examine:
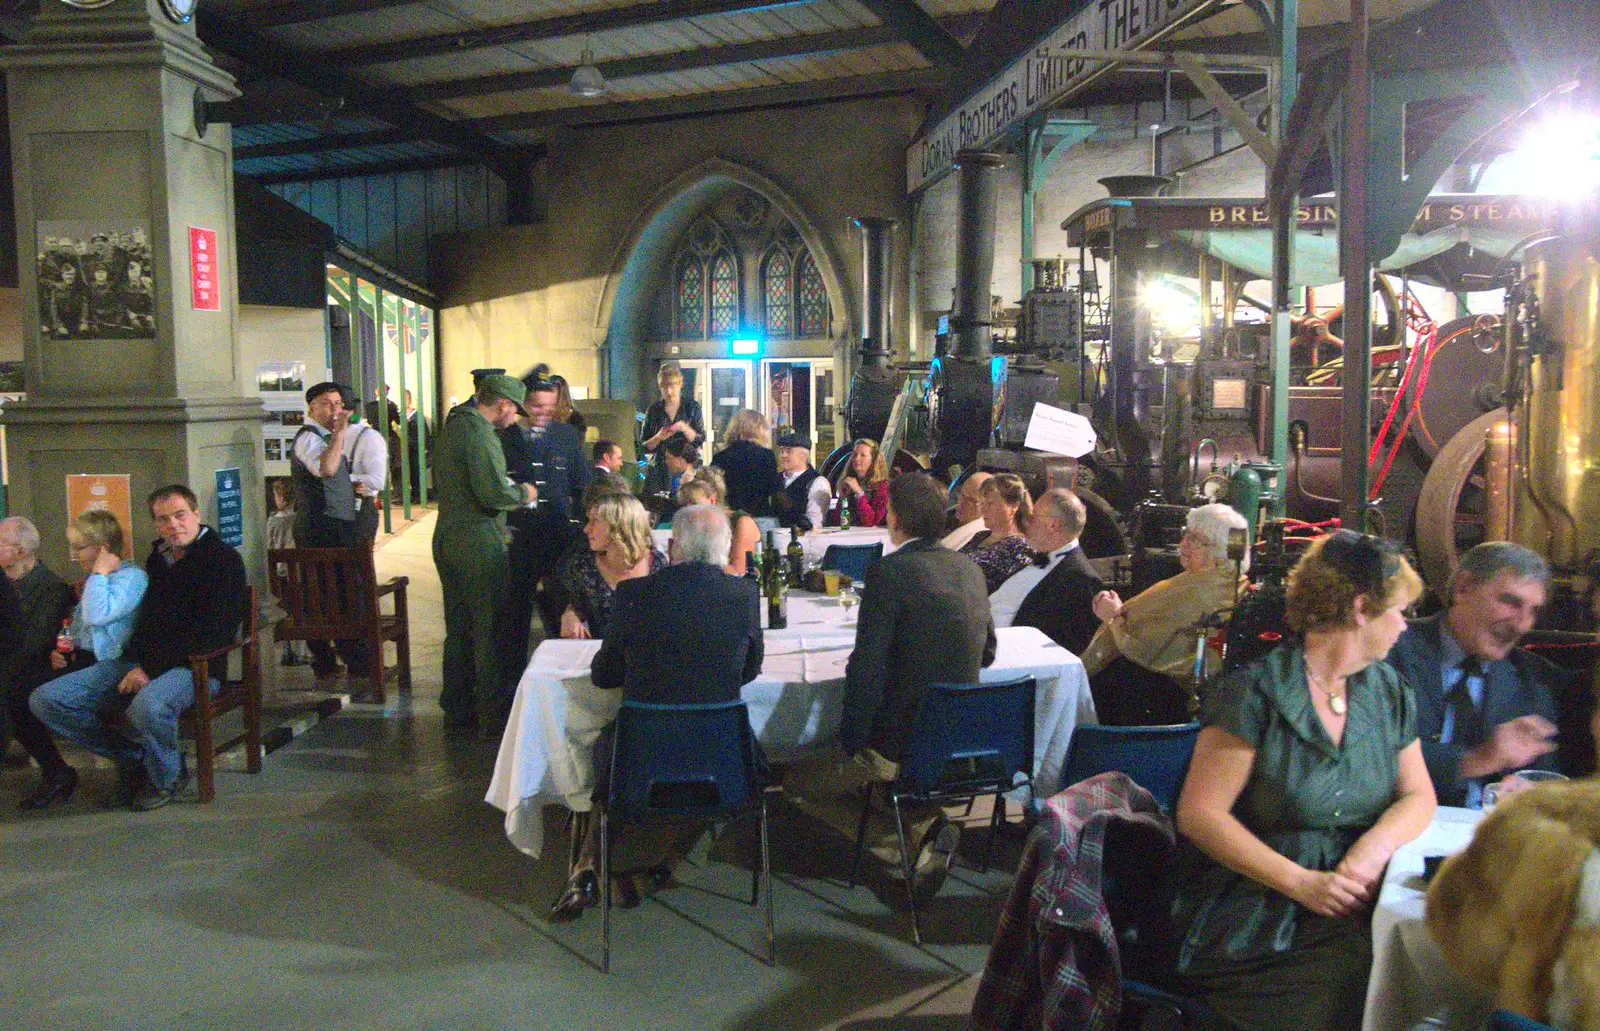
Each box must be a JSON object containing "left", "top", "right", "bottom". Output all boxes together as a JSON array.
[{"left": 569, "top": 49, "right": 607, "bottom": 98}]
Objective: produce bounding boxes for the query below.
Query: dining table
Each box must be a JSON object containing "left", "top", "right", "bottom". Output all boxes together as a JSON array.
[
  {"left": 484, "top": 594, "right": 1096, "bottom": 858},
  {"left": 650, "top": 525, "right": 897, "bottom": 570},
  {"left": 1362, "top": 805, "right": 1493, "bottom": 1031}
]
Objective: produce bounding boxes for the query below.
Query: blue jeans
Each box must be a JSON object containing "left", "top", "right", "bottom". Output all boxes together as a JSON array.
[{"left": 31, "top": 659, "right": 217, "bottom": 790}]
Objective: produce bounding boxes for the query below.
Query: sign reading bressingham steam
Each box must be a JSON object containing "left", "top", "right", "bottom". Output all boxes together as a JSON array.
[{"left": 906, "top": 0, "right": 1216, "bottom": 194}]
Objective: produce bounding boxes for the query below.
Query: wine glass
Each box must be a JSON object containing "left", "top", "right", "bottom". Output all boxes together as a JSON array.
[{"left": 837, "top": 583, "right": 858, "bottom": 622}]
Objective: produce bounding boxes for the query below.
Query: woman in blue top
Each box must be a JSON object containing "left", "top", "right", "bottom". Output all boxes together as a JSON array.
[{"left": 54, "top": 509, "right": 148, "bottom": 670}]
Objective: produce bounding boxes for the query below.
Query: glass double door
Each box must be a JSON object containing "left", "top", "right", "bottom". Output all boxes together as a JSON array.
[{"left": 671, "top": 358, "right": 835, "bottom": 462}]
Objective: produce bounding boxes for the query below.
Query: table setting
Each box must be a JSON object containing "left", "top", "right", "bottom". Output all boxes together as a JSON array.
[{"left": 485, "top": 614, "right": 1095, "bottom": 859}]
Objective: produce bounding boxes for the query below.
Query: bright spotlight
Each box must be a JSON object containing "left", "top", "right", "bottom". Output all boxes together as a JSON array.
[
  {"left": 1140, "top": 278, "right": 1201, "bottom": 337},
  {"left": 1494, "top": 112, "right": 1600, "bottom": 199}
]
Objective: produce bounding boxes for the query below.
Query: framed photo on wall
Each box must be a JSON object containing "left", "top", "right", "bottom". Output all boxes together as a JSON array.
[{"left": 35, "top": 220, "right": 156, "bottom": 341}]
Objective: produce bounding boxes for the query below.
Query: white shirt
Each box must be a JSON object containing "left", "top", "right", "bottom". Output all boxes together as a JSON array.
[
  {"left": 989, "top": 539, "right": 1080, "bottom": 629},
  {"left": 782, "top": 467, "right": 832, "bottom": 529},
  {"left": 345, "top": 423, "right": 388, "bottom": 495},
  {"left": 941, "top": 517, "right": 987, "bottom": 552},
  {"left": 291, "top": 421, "right": 333, "bottom": 471}
]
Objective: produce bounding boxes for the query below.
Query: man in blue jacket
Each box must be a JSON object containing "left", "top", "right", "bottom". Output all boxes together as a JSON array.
[
  {"left": 33, "top": 484, "right": 247, "bottom": 811},
  {"left": 1386, "top": 542, "right": 1559, "bottom": 807}
]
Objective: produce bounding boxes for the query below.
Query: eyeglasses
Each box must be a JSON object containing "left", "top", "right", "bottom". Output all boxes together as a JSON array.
[{"left": 1320, "top": 530, "right": 1402, "bottom": 596}]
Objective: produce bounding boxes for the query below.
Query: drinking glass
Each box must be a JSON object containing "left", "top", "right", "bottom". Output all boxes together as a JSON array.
[
  {"left": 837, "top": 583, "right": 858, "bottom": 622},
  {"left": 1482, "top": 768, "right": 1568, "bottom": 811}
]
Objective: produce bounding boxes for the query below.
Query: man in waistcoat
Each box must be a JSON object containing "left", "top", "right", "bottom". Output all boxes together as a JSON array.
[
  {"left": 289, "top": 382, "right": 371, "bottom": 684},
  {"left": 773, "top": 430, "right": 831, "bottom": 532}
]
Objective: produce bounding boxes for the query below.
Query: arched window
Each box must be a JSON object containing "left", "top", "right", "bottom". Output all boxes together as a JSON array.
[
  {"left": 761, "top": 248, "right": 793, "bottom": 338},
  {"left": 795, "top": 249, "right": 829, "bottom": 338},
  {"left": 676, "top": 258, "right": 705, "bottom": 339},
  {"left": 708, "top": 250, "right": 739, "bottom": 337}
]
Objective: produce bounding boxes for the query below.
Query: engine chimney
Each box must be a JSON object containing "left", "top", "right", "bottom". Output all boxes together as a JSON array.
[
  {"left": 854, "top": 216, "right": 894, "bottom": 367},
  {"left": 949, "top": 151, "right": 1007, "bottom": 359},
  {"left": 844, "top": 217, "right": 901, "bottom": 443},
  {"left": 930, "top": 151, "right": 1007, "bottom": 477}
]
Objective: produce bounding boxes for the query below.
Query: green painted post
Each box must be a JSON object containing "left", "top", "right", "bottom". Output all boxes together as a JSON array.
[
  {"left": 397, "top": 300, "right": 413, "bottom": 522},
  {"left": 1268, "top": 0, "right": 1298, "bottom": 518},
  {"left": 373, "top": 285, "right": 392, "bottom": 537}
]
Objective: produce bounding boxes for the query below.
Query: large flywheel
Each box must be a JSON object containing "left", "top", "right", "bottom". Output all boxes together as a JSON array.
[{"left": 1414, "top": 407, "right": 1509, "bottom": 590}]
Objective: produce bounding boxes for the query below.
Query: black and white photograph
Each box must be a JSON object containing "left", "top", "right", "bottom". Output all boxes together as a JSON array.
[{"left": 35, "top": 220, "right": 155, "bottom": 340}]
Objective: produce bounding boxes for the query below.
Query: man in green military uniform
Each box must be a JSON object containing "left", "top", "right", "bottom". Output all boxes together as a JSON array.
[{"left": 431, "top": 374, "right": 534, "bottom": 733}]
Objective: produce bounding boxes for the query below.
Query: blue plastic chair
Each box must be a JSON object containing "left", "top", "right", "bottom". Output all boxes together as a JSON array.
[
  {"left": 1061, "top": 722, "right": 1201, "bottom": 814},
  {"left": 1492, "top": 1011, "right": 1560, "bottom": 1031},
  {"left": 1092, "top": 790, "right": 1226, "bottom": 1031},
  {"left": 847, "top": 677, "right": 1036, "bottom": 943},
  {"left": 601, "top": 699, "right": 772, "bottom": 973},
  {"left": 821, "top": 542, "right": 884, "bottom": 582}
]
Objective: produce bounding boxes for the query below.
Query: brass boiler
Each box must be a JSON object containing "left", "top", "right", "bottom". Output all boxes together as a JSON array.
[{"left": 1513, "top": 207, "right": 1600, "bottom": 572}]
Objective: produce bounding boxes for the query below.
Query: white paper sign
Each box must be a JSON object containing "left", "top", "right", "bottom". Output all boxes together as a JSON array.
[{"left": 1023, "top": 402, "right": 1097, "bottom": 458}]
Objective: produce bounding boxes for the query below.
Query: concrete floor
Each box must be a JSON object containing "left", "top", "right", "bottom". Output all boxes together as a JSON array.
[{"left": 0, "top": 512, "right": 1021, "bottom": 1031}]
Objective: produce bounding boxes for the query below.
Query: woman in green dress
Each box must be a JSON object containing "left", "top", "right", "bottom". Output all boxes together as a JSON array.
[{"left": 1171, "top": 530, "right": 1437, "bottom": 1031}]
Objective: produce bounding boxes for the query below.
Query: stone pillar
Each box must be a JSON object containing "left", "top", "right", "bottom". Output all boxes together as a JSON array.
[{"left": 1, "top": 0, "right": 264, "bottom": 580}]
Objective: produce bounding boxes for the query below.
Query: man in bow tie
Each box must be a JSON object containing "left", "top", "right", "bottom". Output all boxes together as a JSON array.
[
  {"left": 1387, "top": 542, "right": 1559, "bottom": 807},
  {"left": 991, "top": 487, "right": 1103, "bottom": 656}
]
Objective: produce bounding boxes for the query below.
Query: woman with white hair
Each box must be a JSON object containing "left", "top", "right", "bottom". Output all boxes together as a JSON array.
[
  {"left": 710, "top": 408, "right": 783, "bottom": 518},
  {"left": 1080, "top": 503, "right": 1251, "bottom": 725}
]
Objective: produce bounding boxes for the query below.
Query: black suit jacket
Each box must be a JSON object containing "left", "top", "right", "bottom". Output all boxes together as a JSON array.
[
  {"left": 841, "top": 538, "right": 997, "bottom": 761},
  {"left": 711, "top": 440, "right": 784, "bottom": 518},
  {"left": 591, "top": 561, "right": 763, "bottom": 705},
  {"left": 1012, "top": 546, "right": 1104, "bottom": 656},
  {"left": 1385, "top": 613, "right": 1559, "bottom": 806}
]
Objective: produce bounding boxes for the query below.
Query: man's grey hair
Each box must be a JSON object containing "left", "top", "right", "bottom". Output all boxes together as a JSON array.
[
  {"left": 1449, "top": 541, "right": 1549, "bottom": 603},
  {"left": 0, "top": 516, "right": 40, "bottom": 555},
  {"left": 1186, "top": 503, "right": 1251, "bottom": 573},
  {"left": 671, "top": 504, "right": 731, "bottom": 567}
]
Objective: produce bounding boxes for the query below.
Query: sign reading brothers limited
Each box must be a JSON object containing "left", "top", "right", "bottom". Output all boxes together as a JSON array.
[{"left": 907, "top": 0, "right": 1216, "bottom": 194}]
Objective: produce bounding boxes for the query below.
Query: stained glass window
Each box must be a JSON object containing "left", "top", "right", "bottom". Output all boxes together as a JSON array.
[
  {"left": 796, "top": 250, "right": 828, "bottom": 338},
  {"left": 762, "top": 249, "right": 793, "bottom": 337},
  {"left": 709, "top": 251, "right": 739, "bottom": 337},
  {"left": 676, "top": 258, "right": 704, "bottom": 339}
]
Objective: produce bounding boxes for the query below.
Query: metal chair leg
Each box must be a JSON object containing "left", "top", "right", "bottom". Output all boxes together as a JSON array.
[
  {"left": 847, "top": 781, "right": 874, "bottom": 888},
  {"left": 890, "top": 792, "right": 921, "bottom": 945},
  {"left": 981, "top": 791, "right": 1005, "bottom": 873},
  {"left": 760, "top": 797, "right": 775, "bottom": 966},
  {"left": 600, "top": 812, "right": 612, "bottom": 974},
  {"left": 749, "top": 814, "right": 761, "bottom": 906}
]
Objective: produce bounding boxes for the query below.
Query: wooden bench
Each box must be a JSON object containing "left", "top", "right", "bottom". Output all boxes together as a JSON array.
[
  {"left": 182, "top": 585, "right": 263, "bottom": 803},
  {"left": 267, "top": 544, "right": 411, "bottom": 703}
]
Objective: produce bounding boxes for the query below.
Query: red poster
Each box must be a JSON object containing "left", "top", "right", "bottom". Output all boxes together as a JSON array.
[{"left": 189, "top": 226, "right": 220, "bottom": 311}]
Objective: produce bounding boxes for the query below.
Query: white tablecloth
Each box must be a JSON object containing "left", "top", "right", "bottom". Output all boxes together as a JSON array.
[
  {"left": 650, "top": 526, "right": 896, "bottom": 569},
  {"left": 1363, "top": 806, "right": 1492, "bottom": 1031},
  {"left": 485, "top": 623, "right": 1095, "bottom": 857}
]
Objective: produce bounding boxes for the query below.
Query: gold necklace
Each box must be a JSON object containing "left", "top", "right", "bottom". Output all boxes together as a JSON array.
[{"left": 1307, "top": 667, "right": 1348, "bottom": 716}]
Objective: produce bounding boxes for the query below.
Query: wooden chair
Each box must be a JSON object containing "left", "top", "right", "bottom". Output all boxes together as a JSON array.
[
  {"left": 182, "top": 585, "right": 263, "bottom": 803},
  {"left": 267, "top": 543, "right": 412, "bottom": 703}
]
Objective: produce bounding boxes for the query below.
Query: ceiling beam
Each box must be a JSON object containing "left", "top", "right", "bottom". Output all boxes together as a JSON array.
[
  {"left": 239, "top": 0, "right": 422, "bottom": 29},
  {"left": 234, "top": 128, "right": 416, "bottom": 159},
  {"left": 246, "top": 153, "right": 485, "bottom": 186},
  {"left": 409, "top": 25, "right": 902, "bottom": 102},
  {"left": 330, "top": 0, "right": 813, "bottom": 68},
  {"left": 195, "top": 8, "right": 519, "bottom": 178},
  {"left": 474, "top": 67, "right": 946, "bottom": 134},
  {"left": 854, "top": 0, "right": 963, "bottom": 70}
]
